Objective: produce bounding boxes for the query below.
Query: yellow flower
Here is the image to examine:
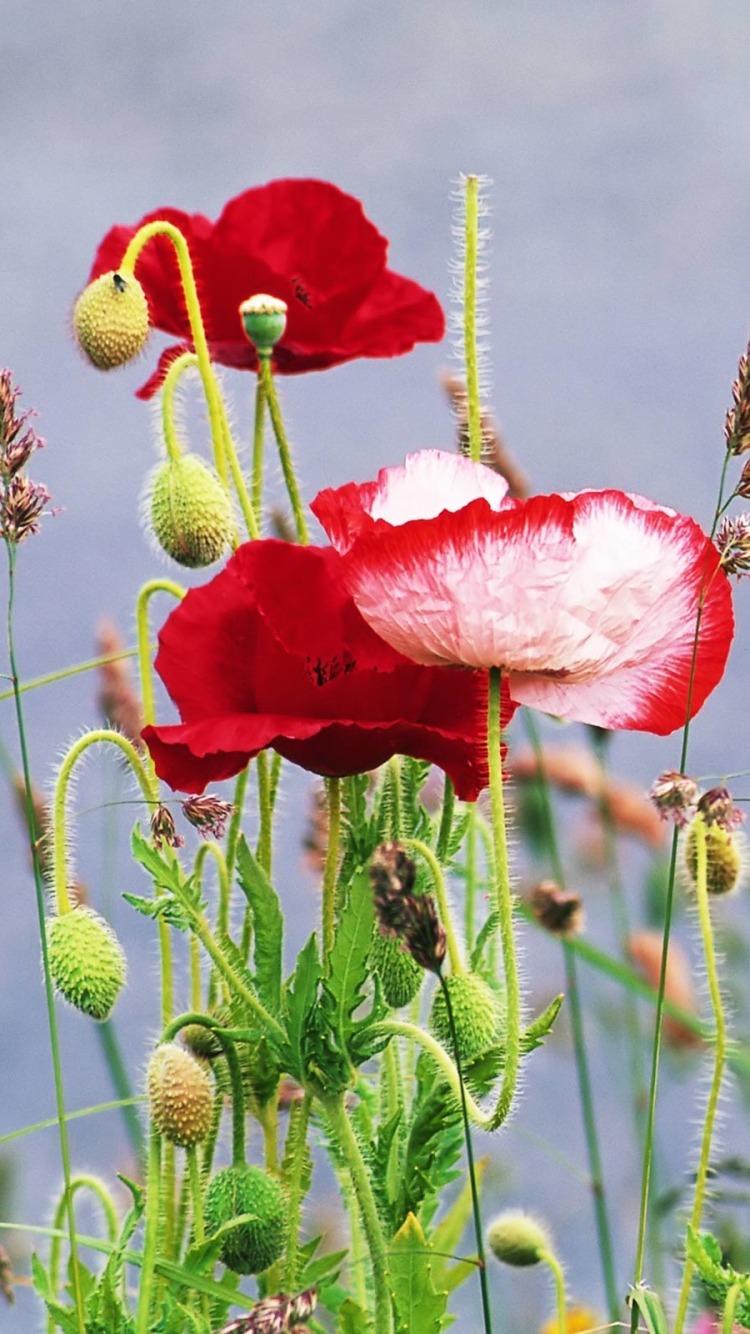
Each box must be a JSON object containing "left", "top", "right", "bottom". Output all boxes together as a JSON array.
[{"left": 540, "top": 1307, "right": 599, "bottom": 1334}]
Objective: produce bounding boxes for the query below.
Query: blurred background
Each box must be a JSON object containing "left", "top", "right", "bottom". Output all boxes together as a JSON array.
[{"left": 2, "top": 1, "right": 750, "bottom": 1329}]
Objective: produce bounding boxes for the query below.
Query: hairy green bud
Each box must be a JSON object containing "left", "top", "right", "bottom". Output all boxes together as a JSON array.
[
  {"left": 203, "top": 1164, "right": 288, "bottom": 1275},
  {"left": 149, "top": 454, "right": 235, "bottom": 568},
  {"left": 684, "top": 821, "right": 743, "bottom": 897},
  {"left": 148, "top": 1043, "right": 214, "bottom": 1147},
  {"left": 487, "top": 1211, "right": 551, "bottom": 1267},
  {"left": 47, "top": 906, "right": 126, "bottom": 1021},
  {"left": 73, "top": 271, "right": 149, "bottom": 370},
  {"left": 370, "top": 929, "right": 424, "bottom": 1009},
  {"left": 429, "top": 972, "right": 501, "bottom": 1063}
]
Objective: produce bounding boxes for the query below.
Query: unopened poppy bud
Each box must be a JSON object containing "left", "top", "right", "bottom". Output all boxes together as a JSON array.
[
  {"left": 73, "top": 271, "right": 150, "bottom": 370},
  {"left": 203, "top": 1164, "right": 288, "bottom": 1275},
  {"left": 239, "top": 294, "right": 288, "bottom": 356},
  {"left": 148, "top": 454, "right": 235, "bottom": 568},
  {"left": 47, "top": 906, "right": 126, "bottom": 1021},
  {"left": 182, "top": 1015, "right": 225, "bottom": 1061},
  {"left": 147, "top": 1042, "right": 214, "bottom": 1147},
  {"left": 430, "top": 973, "right": 501, "bottom": 1063},
  {"left": 684, "top": 819, "right": 744, "bottom": 897},
  {"left": 487, "top": 1211, "right": 551, "bottom": 1267},
  {"left": 370, "top": 929, "right": 423, "bottom": 1008}
]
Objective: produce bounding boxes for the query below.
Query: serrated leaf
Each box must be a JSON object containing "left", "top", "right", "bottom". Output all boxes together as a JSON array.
[
  {"left": 470, "top": 912, "right": 500, "bottom": 971},
  {"left": 627, "top": 1285, "right": 670, "bottom": 1334},
  {"left": 323, "top": 866, "right": 375, "bottom": 1045},
  {"left": 522, "top": 995, "right": 564, "bottom": 1054},
  {"left": 396, "top": 1057, "right": 462, "bottom": 1230},
  {"left": 389, "top": 1213, "right": 449, "bottom": 1334},
  {"left": 336, "top": 1298, "right": 370, "bottom": 1333},
  {"left": 122, "top": 893, "right": 191, "bottom": 932},
  {"left": 31, "top": 1252, "right": 52, "bottom": 1300},
  {"left": 235, "top": 836, "right": 283, "bottom": 1014},
  {"left": 298, "top": 1246, "right": 349, "bottom": 1289},
  {"left": 283, "top": 933, "right": 323, "bottom": 1082},
  {"left": 686, "top": 1228, "right": 750, "bottom": 1327},
  {"left": 431, "top": 1158, "right": 487, "bottom": 1294}
]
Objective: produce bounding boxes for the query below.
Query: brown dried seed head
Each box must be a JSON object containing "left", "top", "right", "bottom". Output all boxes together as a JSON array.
[{"left": 529, "top": 880, "right": 585, "bottom": 937}]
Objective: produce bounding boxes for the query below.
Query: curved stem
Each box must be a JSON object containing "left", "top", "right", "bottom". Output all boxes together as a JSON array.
[
  {"left": 251, "top": 373, "right": 266, "bottom": 526},
  {"left": 258, "top": 356, "right": 309, "bottom": 543},
  {"left": 538, "top": 1250, "right": 567, "bottom": 1334},
  {"left": 403, "top": 838, "right": 463, "bottom": 975},
  {"left": 376, "top": 1019, "right": 486, "bottom": 1125},
  {"left": 184, "top": 911, "right": 287, "bottom": 1046},
  {"left": 323, "top": 1093, "right": 393, "bottom": 1334},
  {"left": 49, "top": 1176, "right": 118, "bottom": 1330},
  {"left": 135, "top": 577, "right": 185, "bottom": 734},
  {"left": 322, "top": 777, "right": 342, "bottom": 966},
  {"left": 486, "top": 667, "right": 521, "bottom": 1129},
  {"left": 160, "top": 351, "right": 197, "bottom": 462},
  {"left": 463, "top": 174, "right": 482, "bottom": 464},
  {"left": 194, "top": 841, "right": 231, "bottom": 939},
  {"left": 723, "top": 1281, "right": 742, "bottom": 1334},
  {"left": 674, "top": 816, "right": 727, "bottom": 1334}
]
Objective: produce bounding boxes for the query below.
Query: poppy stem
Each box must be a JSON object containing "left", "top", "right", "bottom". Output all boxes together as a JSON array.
[
  {"left": 463, "top": 174, "right": 483, "bottom": 465},
  {"left": 436, "top": 774, "right": 456, "bottom": 862},
  {"left": 193, "top": 840, "right": 231, "bottom": 939},
  {"left": 282, "top": 1089, "right": 313, "bottom": 1292},
  {"left": 135, "top": 577, "right": 185, "bottom": 776},
  {"left": 322, "top": 775, "right": 341, "bottom": 964},
  {"left": 160, "top": 350, "right": 197, "bottom": 461},
  {"left": 486, "top": 666, "right": 521, "bottom": 1129},
  {"left": 256, "top": 750, "right": 274, "bottom": 876},
  {"left": 538, "top": 1249, "right": 568, "bottom": 1334},
  {"left": 723, "top": 1281, "right": 742, "bottom": 1334},
  {"left": 674, "top": 816, "right": 727, "bottom": 1334},
  {"left": 251, "top": 372, "right": 266, "bottom": 527},
  {"left": 403, "top": 837, "right": 463, "bottom": 974},
  {"left": 136, "top": 1126, "right": 163, "bottom": 1334},
  {"left": 258, "top": 355, "right": 309, "bottom": 544}
]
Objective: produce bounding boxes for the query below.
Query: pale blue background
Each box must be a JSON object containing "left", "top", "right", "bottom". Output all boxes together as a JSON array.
[{"left": 2, "top": 2, "right": 750, "bottom": 1330}]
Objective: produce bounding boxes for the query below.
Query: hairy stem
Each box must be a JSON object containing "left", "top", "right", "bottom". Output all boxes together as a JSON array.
[
  {"left": 322, "top": 776, "right": 341, "bottom": 965},
  {"left": 403, "top": 837, "right": 463, "bottom": 975},
  {"left": 486, "top": 667, "right": 521, "bottom": 1129},
  {"left": 258, "top": 356, "right": 309, "bottom": 544}
]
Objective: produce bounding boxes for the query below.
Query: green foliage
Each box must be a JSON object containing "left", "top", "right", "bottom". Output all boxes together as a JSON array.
[
  {"left": 319, "top": 867, "right": 389, "bottom": 1084},
  {"left": 686, "top": 1228, "right": 750, "bottom": 1327},
  {"left": 431, "top": 1159, "right": 487, "bottom": 1296},
  {"left": 235, "top": 836, "right": 283, "bottom": 1015},
  {"left": 389, "top": 1213, "right": 449, "bottom": 1334},
  {"left": 129, "top": 827, "right": 207, "bottom": 926},
  {"left": 394, "top": 1053, "right": 463, "bottom": 1232},
  {"left": 336, "top": 1299, "right": 371, "bottom": 1333},
  {"left": 627, "top": 1285, "right": 671, "bottom": 1334},
  {"left": 522, "top": 994, "right": 564, "bottom": 1054}
]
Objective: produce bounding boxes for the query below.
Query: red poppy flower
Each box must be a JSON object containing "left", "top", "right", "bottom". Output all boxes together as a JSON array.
[
  {"left": 87, "top": 179, "right": 445, "bottom": 399},
  {"left": 142, "top": 540, "right": 513, "bottom": 801},
  {"left": 312, "top": 450, "right": 734, "bottom": 734}
]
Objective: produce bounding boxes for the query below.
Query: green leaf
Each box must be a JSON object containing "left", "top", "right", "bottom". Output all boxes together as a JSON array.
[
  {"left": 31, "top": 1252, "right": 52, "bottom": 1300},
  {"left": 470, "top": 912, "right": 499, "bottom": 971},
  {"left": 522, "top": 994, "right": 564, "bottom": 1054},
  {"left": 628, "top": 1285, "right": 670, "bottom": 1334},
  {"left": 235, "top": 835, "right": 284, "bottom": 1014},
  {"left": 686, "top": 1228, "right": 750, "bottom": 1327},
  {"left": 322, "top": 866, "right": 375, "bottom": 1047},
  {"left": 396, "top": 1056, "right": 462, "bottom": 1231},
  {"left": 431, "top": 1158, "right": 487, "bottom": 1293},
  {"left": 283, "top": 933, "right": 323, "bottom": 1083},
  {"left": 389, "top": 1213, "right": 449, "bottom": 1334},
  {"left": 122, "top": 893, "right": 191, "bottom": 931},
  {"left": 336, "top": 1298, "right": 371, "bottom": 1333}
]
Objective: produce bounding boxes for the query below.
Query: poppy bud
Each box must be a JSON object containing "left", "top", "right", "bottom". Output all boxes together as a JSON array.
[
  {"left": 203, "top": 1164, "right": 288, "bottom": 1275},
  {"left": 487, "top": 1211, "right": 551, "bottom": 1267},
  {"left": 47, "top": 905, "right": 126, "bottom": 1021},
  {"left": 370, "top": 929, "right": 424, "bottom": 1009},
  {"left": 147, "top": 1042, "right": 214, "bottom": 1147},
  {"left": 182, "top": 1015, "right": 225, "bottom": 1061},
  {"left": 239, "top": 294, "right": 288, "bottom": 356},
  {"left": 73, "top": 271, "right": 150, "bottom": 370},
  {"left": 429, "top": 973, "right": 501, "bottom": 1063},
  {"left": 684, "top": 820, "right": 743, "bottom": 897},
  {"left": 148, "top": 454, "right": 235, "bottom": 568}
]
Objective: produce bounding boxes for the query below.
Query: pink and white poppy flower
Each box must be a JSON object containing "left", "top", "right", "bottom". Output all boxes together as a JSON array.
[{"left": 312, "top": 450, "right": 734, "bottom": 734}]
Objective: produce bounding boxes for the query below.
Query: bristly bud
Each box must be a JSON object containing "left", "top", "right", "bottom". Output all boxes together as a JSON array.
[
  {"left": 683, "top": 798, "right": 746, "bottom": 898},
  {"left": 96, "top": 619, "right": 145, "bottom": 748},
  {"left": 148, "top": 454, "right": 236, "bottom": 568},
  {"left": 239, "top": 294, "right": 288, "bottom": 356},
  {"left": 215, "top": 1289, "right": 317, "bottom": 1334},
  {"left": 47, "top": 905, "right": 126, "bottom": 1021},
  {"left": 725, "top": 340, "right": 750, "bottom": 455},
  {"left": 150, "top": 804, "right": 184, "bottom": 850},
  {"left": 370, "top": 842, "right": 446, "bottom": 974},
  {"left": 147, "top": 1042, "right": 214, "bottom": 1147},
  {"left": 715, "top": 513, "right": 750, "bottom": 577},
  {"left": 182, "top": 794, "right": 234, "bottom": 839},
  {"left": 370, "top": 928, "right": 424, "bottom": 1008},
  {"left": 530, "top": 881, "right": 585, "bottom": 938},
  {"left": 697, "top": 786, "right": 745, "bottom": 830},
  {"left": 1, "top": 475, "right": 50, "bottom": 543},
  {"left": 73, "top": 270, "right": 150, "bottom": 370},
  {"left": 430, "top": 972, "right": 501, "bottom": 1062},
  {"left": 203, "top": 1164, "right": 288, "bottom": 1275},
  {"left": 487, "top": 1211, "right": 551, "bottom": 1267},
  {"left": 648, "top": 770, "right": 699, "bottom": 827}
]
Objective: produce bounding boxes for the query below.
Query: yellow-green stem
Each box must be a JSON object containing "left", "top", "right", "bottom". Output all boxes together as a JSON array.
[
  {"left": 376, "top": 1019, "right": 486, "bottom": 1125},
  {"left": 251, "top": 374, "right": 266, "bottom": 525},
  {"left": 403, "top": 837, "right": 463, "bottom": 975},
  {"left": 160, "top": 351, "right": 197, "bottom": 462},
  {"left": 226, "top": 765, "right": 250, "bottom": 884},
  {"left": 674, "top": 816, "right": 727, "bottom": 1334},
  {"left": 486, "top": 667, "right": 521, "bottom": 1129},
  {"left": 539, "top": 1250, "right": 567, "bottom": 1334},
  {"left": 463, "top": 174, "right": 482, "bottom": 464},
  {"left": 724, "top": 1281, "right": 742, "bottom": 1334},
  {"left": 194, "top": 840, "right": 231, "bottom": 939},
  {"left": 190, "top": 935, "right": 201, "bottom": 1012},
  {"left": 258, "top": 356, "right": 309, "bottom": 543},
  {"left": 49, "top": 1176, "right": 118, "bottom": 1333},
  {"left": 218, "top": 397, "right": 259, "bottom": 541},
  {"left": 136, "top": 1128, "right": 162, "bottom": 1334},
  {"left": 322, "top": 776, "right": 341, "bottom": 965},
  {"left": 256, "top": 750, "right": 274, "bottom": 875},
  {"left": 283, "top": 1090, "right": 312, "bottom": 1292},
  {"left": 187, "top": 912, "right": 287, "bottom": 1046},
  {"left": 260, "top": 1101, "right": 279, "bottom": 1173},
  {"left": 135, "top": 578, "right": 185, "bottom": 782}
]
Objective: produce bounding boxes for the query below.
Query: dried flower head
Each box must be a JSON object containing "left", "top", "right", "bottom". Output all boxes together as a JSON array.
[
  {"left": 150, "top": 804, "right": 184, "bottom": 850},
  {"left": 0, "top": 369, "right": 44, "bottom": 479},
  {"left": 182, "top": 794, "right": 235, "bottom": 839},
  {"left": 370, "top": 842, "right": 446, "bottom": 974},
  {"left": 737, "top": 457, "right": 750, "bottom": 500},
  {"left": 697, "top": 786, "right": 745, "bottom": 831},
  {"left": 648, "top": 771, "right": 700, "bottom": 827},
  {"left": 96, "top": 619, "right": 145, "bottom": 748},
  {"left": 0, "top": 1244, "right": 15, "bottom": 1305},
  {"left": 215, "top": 1289, "right": 317, "bottom": 1334},
  {"left": 1, "top": 474, "right": 50, "bottom": 543},
  {"left": 715, "top": 513, "right": 750, "bottom": 577},
  {"left": 725, "top": 340, "right": 750, "bottom": 455},
  {"left": 530, "top": 881, "right": 585, "bottom": 938}
]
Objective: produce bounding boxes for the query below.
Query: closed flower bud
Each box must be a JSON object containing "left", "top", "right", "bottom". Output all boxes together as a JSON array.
[
  {"left": 147, "top": 1042, "right": 214, "bottom": 1147},
  {"left": 370, "top": 929, "right": 424, "bottom": 1009},
  {"left": 47, "top": 906, "right": 126, "bottom": 1021},
  {"left": 239, "top": 294, "right": 288, "bottom": 356},
  {"left": 684, "top": 820, "right": 744, "bottom": 897},
  {"left": 429, "top": 973, "right": 501, "bottom": 1063},
  {"left": 182, "top": 1016, "right": 225, "bottom": 1061},
  {"left": 487, "top": 1211, "right": 551, "bottom": 1267},
  {"left": 73, "top": 271, "right": 150, "bottom": 370},
  {"left": 148, "top": 454, "right": 235, "bottom": 568},
  {"left": 203, "top": 1164, "right": 288, "bottom": 1275}
]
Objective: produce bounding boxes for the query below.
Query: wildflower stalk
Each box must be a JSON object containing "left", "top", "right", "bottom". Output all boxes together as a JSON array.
[
  {"left": 464, "top": 803, "right": 478, "bottom": 952},
  {"left": 523, "top": 711, "right": 619, "bottom": 1322},
  {"left": 463, "top": 174, "right": 483, "bottom": 464},
  {"left": 256, "top": 749, "right": 274, "bottom": 876},
  {"left": 632, "top": 446, "right": 734, "bottom": 1318},
  {"left": 436, "top": 775, "right": 456, "bottom": 862},
  {"left": 226, "top": 764, "right": 250, "bottom": 884},
  {"left": 194, "top": 841, "right": 231, "bottom": 939},
  {"left": 323, "top": 1092, "right": 393, "bottom": 1334},
  {"left": 251, "top": 374, "right": 266, "bottom": 526},
  {"left": 258, "top": 355, "right": 309, "bottom": 543},
  {"left": 283, "top": 1089, "right": 313, "bottom": 1292},
  {"left": 0, "top": 647, "right": 141, "bottom": 704},
  {"left": 322, "top": 776, "right": 341, "bottom": 964},
  {"left": 48, "top": 1176, "right": 118, "bottom": 1333},
  {"left": 486, "top": 666, "right": 521, "bottom": 1129},
  {"left": 135, "top": 578, "right": 185, "bottom": 773},
  {"left": 724, "top": 1281, "right": 742, "bottom": 1334},
  {"left": 403, "top": 837, "right": 463, "bottom": 974},
  {"left": 160, "top": 351, "right": 196, "bottom": 463},
  {"left": 674, "top": 816, "right": 728, "bottom": 1334},
  {"left": 136, "top": 1127, "right": 162, "bottom": 1334},
  {"left": 538, "top": 1248, "right": 568, "bottom": 1334},
  {"left": 5, "top": 539, "right": 85, "bottom": 1334},
  {"left": 179, "top": 907, "right": 287, "bottom": 1045}
]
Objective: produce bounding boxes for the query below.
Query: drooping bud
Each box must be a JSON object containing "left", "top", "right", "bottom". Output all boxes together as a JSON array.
[
  {"left": 147, "top": 1042, "right": 214, "bottom": 1146},
  {"left": 47, "top": 906, "right": 126, "bottom": 1021},
  {"left": 150, "top": 804, "right": 184, "bottom": 850},
  {"left": 148, "top": 454, "right": 235, "bottom": 568},
  {"left": 203, "top": 1164, "right": 288, "bottom": 1275},
  {"left": 213, "top": 1289, "right": 317, "bottom": 1334},
  {"left": 684, "top": 818, "right": 744, "bottom": 897},
  {"left": 182, "top": 1014, "right": 226, "bottom": 1061},
  {"left": 73, "top": 271, "right": 150, "bottom": 370},
  {"left": 182, "top": 794, "right": 234, "bottom": 839},
  {"left": 239, "top": 294, "right": 288, "bottom": 356},
  {"left": 429, "top": 973, "right": 501, "bottom": 1063},
  {"left": 697, "top": 786, "right": 745, "bottom": 830},
  {"left": 487, "top": 1211, "right": 551, "bottom": 1267},
  {"left": 370, "top": 928, "right": 424, "bottom": 1008},
  {"left": 529, "top": 881, "right": 584, "bottom": 938}
]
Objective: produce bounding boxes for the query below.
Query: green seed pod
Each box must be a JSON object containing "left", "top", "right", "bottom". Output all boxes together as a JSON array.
[
  {"left": 147, "top": 1043, "right": 214, "bottom": 1147},
  {"left": 73, "top": 271, "right": 150, "bottom": 370},
  {"left": 203, "top": 1164, "right": 288, "bottom": 1275},
  {"left": 429, "top": 972, "right": 501, "bottom": 1063},
  {"left": 239, "top": 294, "right": 287, "bottom": 356},
  {"left": 149, "top": 454, "right": 235, "bottom": 568},
  {"left": 487, "top": 1211, "right": 551, "bottom": 1267},
  {"left": 370, "top": 929, "right": 423, "bottom": 1009},
  {"left": 684, "top": 821, "right": 743, "bottom": 897},
  {"left": 182, "top": 1018, "right": 225, "bottom": 1061},
  {"left": 47, "top": 906, "right": 126, "bottom": 1021}
]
